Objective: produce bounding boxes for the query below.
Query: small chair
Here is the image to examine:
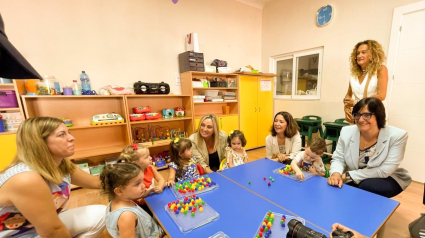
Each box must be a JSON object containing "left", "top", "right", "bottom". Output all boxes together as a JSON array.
[
  {"left": 219, "top": 158, "right": 228, "bottom": 170},
  {"left": 322, "top": 118, "right": 349, "bottom": 153},
  {"left": 196, "top": 164, "right": 205, "bottom": 175},
  {"left": 295, "top": 115, "right": 323, "bottom": 147}
]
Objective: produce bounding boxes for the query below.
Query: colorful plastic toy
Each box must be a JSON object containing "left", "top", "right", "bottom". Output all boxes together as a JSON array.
[
  {"left": 133, "top": 106, "right": 151, "bottom": 114},
  {"left": 145, "top": 112, "right": 160, "bottom": 120},
  {"left": 254, "top": 211, "right": 305, "bottom": 238},
  {"left": 91, "top": 113, "right": 125, "bottom": 126},
  {"left": 62, "top": 118, "right": 73, "bottom": 127},
  {"left": 129, "top": 114, "right": 146, "bottom": 121},
  {"left": 171, "top": 175, "right": 219, "bottom": 199},
  {"left": 154, "top": 156, "right": 166, "bottom": 167},
  {"left": 175, "top": 107, "right": 185, "bottom": 117},
  {"left": 162, "top": 109, "right": 174, "bottom": 119}
]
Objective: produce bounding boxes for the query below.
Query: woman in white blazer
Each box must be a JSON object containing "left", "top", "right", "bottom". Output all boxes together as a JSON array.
[
  {"left": 265, "top": 111, "right": 301, "bottom": 164},
  {"left": 328, "top": 97, "right": 411, "bottom": 198}
]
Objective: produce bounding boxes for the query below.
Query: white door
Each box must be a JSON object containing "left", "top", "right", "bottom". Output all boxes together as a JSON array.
[{"left": 387, "top": 1, "right": 425, "bottom": 183}]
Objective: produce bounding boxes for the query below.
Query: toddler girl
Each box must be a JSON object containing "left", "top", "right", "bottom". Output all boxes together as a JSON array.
[
  {"left": 222, "top": 130, "right": 248, "bottom": 169},
  {"left": 119, "top": 144, "right": 165, "bottom": 215},
  {"left": 100, "top": 163, "right": 164, "bottom": 238},
  {"left": 166, "top": 138, "right": 200, "bottom": 186}
]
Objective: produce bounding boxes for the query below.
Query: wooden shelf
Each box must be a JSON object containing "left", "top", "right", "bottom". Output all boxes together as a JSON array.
[
  {"left": 188, "top": 72, "right": 239, "bottom": 77},
  {"left": 0, "top": 83, "right": 14, "bottom": 87},
  {"left": 129, "top": 117, "right": 192, "bottom": 125},
  {"left": 0, "top": 107, "right": 20, "bottom": 111},
  {"left": 0, "top": 131, "right": 17, "bottom": 135},
  {"left": 69, "top": 145, "right": 124, "bottom": 160},
  {"left": 193, "top": 87, "right": 238, "bottom": 90},
  {"left": 194, "top": 101, "right": 238, "bottom": 104},
  {"left": 125, "top": 94, "right": 191, "bottom": 98},
  {"left": 21, "top": 95, "right": 124, "bottom": 99},
  {"left": 67, "top": 123, "right": 127, "bottom": 130}
]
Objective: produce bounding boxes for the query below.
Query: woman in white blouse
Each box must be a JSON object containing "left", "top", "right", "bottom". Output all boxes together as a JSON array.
[
  {"left": 344, "top": 40, "right": 388, "bottom": 123},
  {"left": 265, "top": 111, "right": 301, "bottom": 164}
]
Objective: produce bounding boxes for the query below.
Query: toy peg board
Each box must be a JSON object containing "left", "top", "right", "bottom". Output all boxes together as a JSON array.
[
  {"left": 165, "top": 197, "right": 219, "bottom": 233},
  {"left": 254, "top": 211, "right": 305, "bottom": 238},
  {"left": 208, "top": 231, "right": 230, "bottom": 238},
  {"left": 171, "top": 175, "right": 219, "bottom": 199},
  {"left": 272, "top": 166, "right": 316, "bottom": 183}
]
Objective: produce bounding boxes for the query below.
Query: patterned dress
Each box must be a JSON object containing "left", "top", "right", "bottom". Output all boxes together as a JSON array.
[
  {"left": 222, "top": 147, "right": 248, "bottom": 170},
  {"left": 169, "top": 156, "right": 199, "bottom": 182}
]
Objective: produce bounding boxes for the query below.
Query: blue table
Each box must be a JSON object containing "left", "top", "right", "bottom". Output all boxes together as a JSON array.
[
  {"left": 145, "top": 172, "right": 293, "bottom": 238},
  {"left": 218, "top": 159, "right": 400, "bottom": 237}
]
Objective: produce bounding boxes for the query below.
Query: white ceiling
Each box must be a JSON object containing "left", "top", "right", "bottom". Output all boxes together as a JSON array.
[{"left": 234, "top": 0, "right": 273, "bottom": 9}]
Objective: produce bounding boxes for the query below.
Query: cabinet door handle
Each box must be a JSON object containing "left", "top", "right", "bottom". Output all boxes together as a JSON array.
[
  {"left": 255, "top": 107, "right": 257, "bottom": 112},
  {"left": 259, "top": 107, "right": 261, "bottom": 112}
]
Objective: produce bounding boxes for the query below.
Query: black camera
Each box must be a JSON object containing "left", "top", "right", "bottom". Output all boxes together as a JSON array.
[
  {"left": 287, "top": 219, "right": 327, "bottom": 238},
  {"left": 331, "top": 230, "right": 354, "bottom": 238}
]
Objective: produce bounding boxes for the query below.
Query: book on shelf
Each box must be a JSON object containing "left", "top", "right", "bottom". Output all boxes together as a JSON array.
[
  {"left": 211, "top": 99, "right": 224, "bottom": 102},
  {"left": 224, "top": 99, "right": 237, "bottom": 102},
  {"left": 223, "top": 96, "right": 236, "bottom": 100}
]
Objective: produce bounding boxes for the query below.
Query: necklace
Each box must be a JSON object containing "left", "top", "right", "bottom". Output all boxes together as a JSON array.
[{"left": 361, "top": 69, "right": 368, "bottom": 75}]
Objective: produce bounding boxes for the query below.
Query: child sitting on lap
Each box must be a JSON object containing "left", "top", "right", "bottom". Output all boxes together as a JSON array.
[
  {"left": 291, "top": 138, "right": 327, "bottom": 180},
  {"left": 222, "top": 130, "right": 248, "bottom": 170},
  {"left": 166, "top": 138, "right": 200, "bottom": 186}
]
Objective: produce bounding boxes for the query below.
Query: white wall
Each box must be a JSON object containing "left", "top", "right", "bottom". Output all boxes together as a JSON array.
[
  {"left": 262, "top": 0, "right": 421, "bottom": 122},
  {"left": 0, "top": 0, "right": 262, "bottom": 94}
]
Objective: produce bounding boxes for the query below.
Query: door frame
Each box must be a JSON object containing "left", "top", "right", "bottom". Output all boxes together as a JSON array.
[{"left": 386, "top": 0, "right": 425, "bottom": 124}]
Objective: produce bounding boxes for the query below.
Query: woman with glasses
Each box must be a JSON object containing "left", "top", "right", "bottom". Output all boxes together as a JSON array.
[
  {"left": 328, "top": 98, "right": 411, "bottom": 198},
  {"left": 343, "top": 40, "right": 388, "bottom": 124}
]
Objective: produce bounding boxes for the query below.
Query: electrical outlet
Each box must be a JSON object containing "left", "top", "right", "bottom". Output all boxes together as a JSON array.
[{"left": 175, "top": 73, "right": 181, "bottom": 86}]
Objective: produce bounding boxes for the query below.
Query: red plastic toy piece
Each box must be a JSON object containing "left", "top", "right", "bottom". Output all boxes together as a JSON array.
[
  {"left": 133, "top": 106, "right": 151, "bottom": 114},
  {"left": 263, "top": 177, "right": 266, "bottom": 180},
  {"left": 129, "top": 114, "right": 146, "bottom": 121},
  {"left": 145, "top": 112, "right": 160, "bottom": 120}
]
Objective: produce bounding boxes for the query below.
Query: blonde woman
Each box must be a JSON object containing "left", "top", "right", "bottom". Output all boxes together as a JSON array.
[
  {"left": 344, "top": 40, "right": 388, "bottom": 123},
  {"left": 189, "top": 114, "right": 227, "bottom": 173},
  {"left": 0, "top": 117, "right": 106, "bottom": 238}
]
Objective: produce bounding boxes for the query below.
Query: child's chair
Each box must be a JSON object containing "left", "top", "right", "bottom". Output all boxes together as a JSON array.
[
  {"left": 196, "top": 164, "right": 205, "bottom": 175},
  {"left": 219, "top": 158, "right": 227, "bottom": 170}
]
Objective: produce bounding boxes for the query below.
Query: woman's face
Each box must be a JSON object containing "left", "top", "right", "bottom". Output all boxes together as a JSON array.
[
  {"left": 137, "top": 148, "right": 152, "bottom": 169},
  {"left": 46, "top": 123, "right": 75, "bottom": 164},
  {"left": 356, "top": 44, "right": 372, "bottom": 68},
  {"left": 200, "top": 118, "right": 214, "bottom": 139},
  {"left": 274, "top": 115, "right": 287, "bottom": 135},
  {"left": 356, "top": 106, "right": 377, "bottom": 132}
]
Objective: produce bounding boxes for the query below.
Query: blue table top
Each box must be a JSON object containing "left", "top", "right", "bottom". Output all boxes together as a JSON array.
[
  {"left": 218, "top": 159, "right": 400, "bottom": 237},
  {"left": 145, "top": 172, "right": 295, "bottom": 238}
]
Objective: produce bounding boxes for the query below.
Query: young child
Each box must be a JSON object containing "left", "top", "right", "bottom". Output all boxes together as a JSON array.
[
  {"left": 222, "top": 130, "right": 248, "bottom": 169},
  {"left": 100, "top": 163, "right": 164, "bottom": 238},
  {"left": 119, "top": 144, "right": 166, "bottom": 215},
  {"left": 166, "top": 138, "right": 200, "bottom": 186},
  {"left": 291, "top": 137, "right": 327, "bottom": 180}
]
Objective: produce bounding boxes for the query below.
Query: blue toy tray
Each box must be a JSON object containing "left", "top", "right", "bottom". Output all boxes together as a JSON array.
[
  {"left": 171, "top": 175, "right": 219, "bottom": 199},
  {"left": 254, "top": 211, "right": 305, "bottom": 238},
  {"left": 273, "top": 166, "right": 316, "bottom": 182},
  {"left": 209, "top": 231, "right": 230, "bottom": 238},
  {"left": 165, "top": 199, "right": 219, "bottom": 233}
]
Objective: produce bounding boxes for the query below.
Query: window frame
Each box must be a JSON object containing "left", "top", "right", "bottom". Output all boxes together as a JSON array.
[{"left": 270, "top": 47, "right": 323, "bottom": 100}]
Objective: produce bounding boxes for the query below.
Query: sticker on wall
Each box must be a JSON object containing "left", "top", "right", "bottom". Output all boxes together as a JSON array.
[{"left": 172, "top": 0, "right": 179, "bottom": 4}]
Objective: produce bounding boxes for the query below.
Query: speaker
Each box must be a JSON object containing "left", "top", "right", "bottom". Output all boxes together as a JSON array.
[{"left": 133, "top": 81, "right": 170, "bottom": 94}]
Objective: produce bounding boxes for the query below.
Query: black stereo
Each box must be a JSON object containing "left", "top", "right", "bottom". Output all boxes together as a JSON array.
[{"left": 133, "top": 81, "right": 170, "bottom": 95}]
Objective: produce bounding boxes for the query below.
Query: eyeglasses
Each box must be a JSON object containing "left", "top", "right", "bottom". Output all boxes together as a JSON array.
[{"left": 353, "top": 112, "right": 374, "bottom": 121}]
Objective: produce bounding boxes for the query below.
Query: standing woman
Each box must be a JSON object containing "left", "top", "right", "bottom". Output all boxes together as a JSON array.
[
  {"left": 344, "top": 40, "right": 388, "bottom": 123},
  {"left": 266, "top": 111, "right": 301, "bottom": 164},
  {"left": 0, "top": 117, "right": 106, "bottom": 237},
  {"left": 189, "top": 114, "right": 227, "bottom": 173}
]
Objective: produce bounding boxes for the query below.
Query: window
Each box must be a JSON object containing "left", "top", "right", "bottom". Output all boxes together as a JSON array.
[{"left": 270, "top": 47, "right": 323, "bottom": 100}]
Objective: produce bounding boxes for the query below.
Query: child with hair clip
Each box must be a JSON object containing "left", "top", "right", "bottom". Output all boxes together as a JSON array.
[
  {"left": 100, "top": 163, "right": 164, "bottom": 238},
  {"left": 291, "top": 137, "right": 327, "bottom": 180},
  {"left": 166, "top": 138, "right": 200, "bottom": 187},
  {"left": 119, "top": 144, "right": 165, "bottom": 216},
  {"left": 222, "top": 130, "right": 248, "bottom": 170}
]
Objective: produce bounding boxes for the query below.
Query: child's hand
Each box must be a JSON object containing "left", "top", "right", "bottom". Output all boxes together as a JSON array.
[
  {"left": 296, "top": 171, "right": 304, "bottom": 180},
  {"left": 165, "top": 180, "right": 175, "bottom": 187},
  {"left": 152, "top": 186, "right": 164, "bottom": 194},
  {"left": 309, "top": 166, "right": 317, "bottom": 174}
]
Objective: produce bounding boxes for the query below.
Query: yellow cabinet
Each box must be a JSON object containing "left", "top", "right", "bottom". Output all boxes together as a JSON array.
[
  {"left": 239, "top": 74, "right": 276, "bottom": 150},
  {"left": 195, "top": 115, "right": 239, "bottom": 136},
  {"left": 0, "top": 134, "right": 17, "bottom": 170}
]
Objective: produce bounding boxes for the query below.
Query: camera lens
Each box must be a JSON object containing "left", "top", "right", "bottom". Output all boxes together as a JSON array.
[{"left": 287, "top": 219, "right": 327, "bottom": 238}]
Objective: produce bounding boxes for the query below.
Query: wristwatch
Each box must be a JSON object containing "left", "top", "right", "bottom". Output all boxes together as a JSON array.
[{"left": 345, "top": 171, "right": 351, "bottom": 180}]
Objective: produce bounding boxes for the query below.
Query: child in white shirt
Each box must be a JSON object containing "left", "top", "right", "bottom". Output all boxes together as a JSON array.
[{"left": 291, "top": 138, "right": 327, "bottom": 180}]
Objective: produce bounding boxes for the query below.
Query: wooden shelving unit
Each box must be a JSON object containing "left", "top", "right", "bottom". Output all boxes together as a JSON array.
[{"left": 180, "top": 71, "right": 240, "bottom": 135}]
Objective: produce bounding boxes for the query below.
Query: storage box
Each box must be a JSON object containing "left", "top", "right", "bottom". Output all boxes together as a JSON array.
[
  {"left": 0, "top": 78, "right": 12, "bottom": 84},
  {"left": 1, "top": 112, "right": 22, "bottom": 132},
  {"left": 179, "top": 51, "right": 205, "bottom": 73},
  {"left": 0, "top": 90, "right": 18, "bottom": 108},
  {"left": 89, "top": 164, "right": 105, "bottom": 175},
  {"left": 203, "top": 90, "right": 219, "bottom": 97},
  {"left": 217, "top": 67, "right": 232, "bottom": 73}
]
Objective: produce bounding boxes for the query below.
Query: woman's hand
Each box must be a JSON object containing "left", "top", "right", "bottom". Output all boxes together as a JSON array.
[
  {"left": 277, "top": 153, "right": 290, "bottom": 163},
  {"left": 331, "top": 223, "right": 365, "bottom": 238},
  {"left": 327, "top": 172, "right": 343, "bottom": 188},
  {"left": 152, "top": 186, "right": 164, "bottom": 194},
  {"left": 344, "top": 98, "right": 354, "bottom": 107}
]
